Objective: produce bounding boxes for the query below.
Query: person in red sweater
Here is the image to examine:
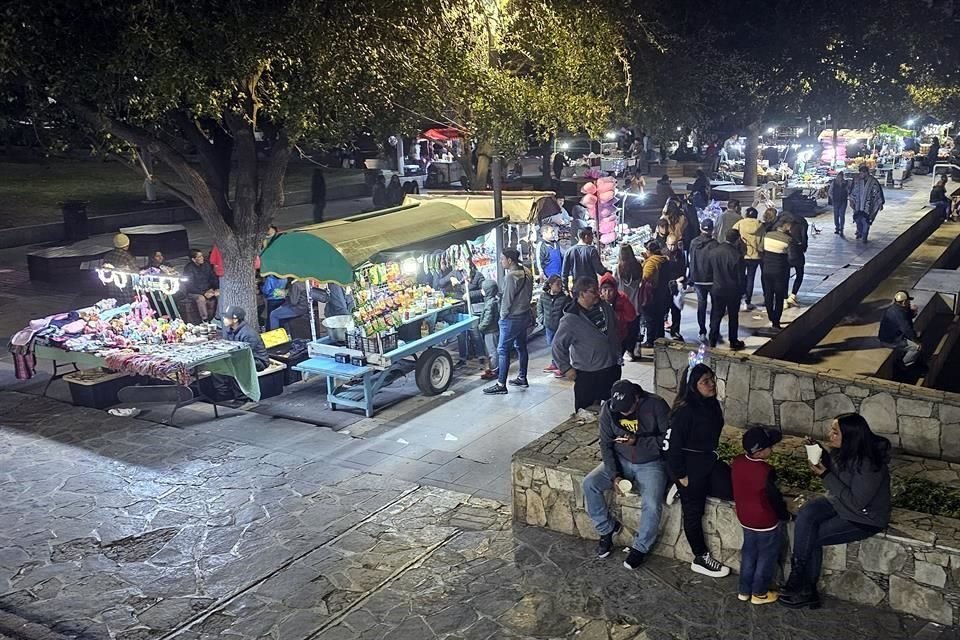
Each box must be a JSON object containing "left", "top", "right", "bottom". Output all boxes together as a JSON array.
[
  {"left": 599, "top": 272, "right": 638, "bottom": 360},
  {"left": 731, "top": 427, "right": 790, "bottom": 605}
]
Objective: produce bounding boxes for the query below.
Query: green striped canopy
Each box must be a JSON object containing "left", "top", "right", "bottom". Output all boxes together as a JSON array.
[{"left": 260, "top": 202, "right": 500, "bottom": 284}]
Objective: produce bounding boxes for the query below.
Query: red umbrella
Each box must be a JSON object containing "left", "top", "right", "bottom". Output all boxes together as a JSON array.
[{"left": 422, "top": 128, "right": 462, "bottom": 142}]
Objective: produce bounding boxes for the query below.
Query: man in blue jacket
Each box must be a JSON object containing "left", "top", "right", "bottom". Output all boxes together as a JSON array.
[{"left": 582, "top": 379, "right": 669, "bottom": 569}]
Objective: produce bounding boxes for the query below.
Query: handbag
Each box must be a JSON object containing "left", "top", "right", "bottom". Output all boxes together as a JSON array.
[{"left": 637, "top": 279, "right": 655, "bottom": 307}]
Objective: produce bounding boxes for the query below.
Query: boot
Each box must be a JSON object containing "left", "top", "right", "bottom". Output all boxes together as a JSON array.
[{"left": 779, "top": 560, "right": 821, "bottom": 610}]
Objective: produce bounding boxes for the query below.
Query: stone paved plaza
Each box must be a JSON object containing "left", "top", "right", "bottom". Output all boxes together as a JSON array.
[{"left": 0, "top": 391, "right": 956, "bottom": 639}]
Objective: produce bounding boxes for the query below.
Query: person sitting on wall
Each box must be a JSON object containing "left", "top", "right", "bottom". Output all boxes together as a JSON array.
[
  {"left": 878, "top": 290, "right": 922, "bottom": 371},
  {"left": 268, "top": 279, "right": 322, "bottom": 332}
]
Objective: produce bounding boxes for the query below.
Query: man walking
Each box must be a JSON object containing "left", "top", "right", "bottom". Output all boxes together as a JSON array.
[
  {"left": 562, "top": 227, "right": 609, "bottom": 290},
  {"left": 552, "top": 277, "right": 622, "bottom": 417},
  {"left": 849, "top": 164, "right": 885, "bottom": 243},
  {"left": 484, "top": 248, "right": 533, "bottom": 395},
  {"left": 778, "top": 210, "right": 808, "bottom": 308},
  {"left": 733, "top": 208, "right": 763, "bottom": 310},
  {"left": 707, "top": 229, "right": 746, "bottom": 350},
  {"left": 687, "top": 219, "right": 718, "bottom": 342},
  {"left": 582, "top": 380, "right": 669, "bottom": 568},
  {"left": 829, "top": 172, "right": 848, "bottom": 235}
]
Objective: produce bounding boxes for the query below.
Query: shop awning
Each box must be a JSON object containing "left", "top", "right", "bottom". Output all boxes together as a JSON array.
[
  {"left": 401, "top": 191, "right": 557, "bottom": 224},
  {"left": 817, "top": 128, "right": 874, "bottom": 142},
  {"left": 259, "top": 202, "right": 501, "bottom": 284},
  {"left": 421, "top": 128, "right": 463, "bottom": 142}
]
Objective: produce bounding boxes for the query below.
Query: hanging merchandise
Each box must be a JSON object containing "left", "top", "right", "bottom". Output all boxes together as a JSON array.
[{"left": 595, "top": 176, "right": 619, "bottom": 244}]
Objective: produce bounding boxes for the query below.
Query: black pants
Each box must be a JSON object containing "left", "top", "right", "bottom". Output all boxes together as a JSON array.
[
  {"left": 642, "top": 304, "right": 665, "bottom": 343},
  {"left": 621, "top": 317, "right": 640, "bottom": 354},
  {"left": 791, "top": 262, "right": 805, "bottom": 297},
  {"left": 677, "top": 460, "right": 733, "bottom": 556},
  {"left": 708, "top": 292, "right": 740, "bottom": 345},
  {"left": 573, "top": 365, "right": 621, "bottom": 411},
  {"left": 762, "top": 269, "right": 788, "bottom": 327},
  {"left": 744, "top": 260, "right": 760, "bottom": 305},
  {"left": 693, "top": 284, "right": 711, "bottom": 334}
]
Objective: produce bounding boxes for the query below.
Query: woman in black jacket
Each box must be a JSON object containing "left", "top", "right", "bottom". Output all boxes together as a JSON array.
[
  {"left": 664, "top": 363, "right": 733, "bottom": 578},
  {"left": 780, "top": 413, "right": 891, "bottom": 610}
]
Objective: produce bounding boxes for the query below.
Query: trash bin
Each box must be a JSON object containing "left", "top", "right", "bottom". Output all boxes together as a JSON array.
[{"left": 61, "top": 200, "right": 89, "bottom": 241}]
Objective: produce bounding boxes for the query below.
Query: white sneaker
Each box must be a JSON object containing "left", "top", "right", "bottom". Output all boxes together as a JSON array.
[
  {"left": 786, "top": 294, "right": 799, "bottom": 307},
  {"left": 691, "top": 552, "right": 730, "bottom": 578},
  {"left": 575, "top": 408, "right": 597, "bottom": 422},
  {"left": 666, "top": 483, "right": 680, "bottom": 505}
]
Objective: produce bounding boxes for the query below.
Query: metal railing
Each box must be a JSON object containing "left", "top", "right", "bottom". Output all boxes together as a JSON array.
[{"left": 932, "top": 163, "right": 960, "bottom": 186}]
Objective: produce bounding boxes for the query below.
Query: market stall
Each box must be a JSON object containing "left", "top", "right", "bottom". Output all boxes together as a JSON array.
[
  {"left": 260, "top": 202, "right": 504, "bottom": 417},
  {"left": 10, "top": 293, "right": 260, "bottom": 421}
]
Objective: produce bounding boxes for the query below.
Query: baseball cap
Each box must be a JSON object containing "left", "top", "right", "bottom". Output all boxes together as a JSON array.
[
  {"left": 222, "top": 306, "right": 246, "bottom": 322},
  {"left": 894, "top": 291, "right": 913, "bottom": 304},
  {"left": 609, "top": 380, "right": 639, "bottom": 413},
  {"left": 742, "top": 427, "right": 782, "bottom": 456},
  {"left": 700, "top": 218, "right": 715, "bottom": 232}
]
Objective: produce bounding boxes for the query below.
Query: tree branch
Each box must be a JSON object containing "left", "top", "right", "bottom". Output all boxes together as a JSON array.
[{"left": 257, "top": 130, "right": 291, "bottom": 236}]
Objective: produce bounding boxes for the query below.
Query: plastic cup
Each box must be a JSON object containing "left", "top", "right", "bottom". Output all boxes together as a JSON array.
[
  {"left": 805, "top": 443, "right": 823, "bottom": 465},
  {"left": 617, "top": 478, "right": 633, "bottom": 494}
]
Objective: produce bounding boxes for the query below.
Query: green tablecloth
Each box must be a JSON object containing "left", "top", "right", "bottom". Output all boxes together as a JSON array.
[{"left": 35, "top": 343, "right": 261, "bottom": 402}]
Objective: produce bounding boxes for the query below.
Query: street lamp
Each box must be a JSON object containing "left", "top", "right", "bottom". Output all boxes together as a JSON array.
[
  {"left": 676, "top": 126, "right": 682, "bottom": 132},
  {"left": 767, "top": 127, "right": 776, "bottom": 134},
  {"left": 906, "top": 118, "right": 916, "bottom": 127},
  {"left": 604, "top": 131, "right": 617, "bottom": 140}
]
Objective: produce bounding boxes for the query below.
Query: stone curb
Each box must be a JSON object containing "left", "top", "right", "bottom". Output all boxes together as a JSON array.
[{"left": 0, "top": 611, "right": 72, "bottom": 640}]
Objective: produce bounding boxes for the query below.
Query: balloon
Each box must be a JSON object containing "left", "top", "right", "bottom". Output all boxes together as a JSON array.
[
  {"left": 600, "top": 232, "right": 617, "bottom": 244},
  {"left": 580, "top": 194, "right": 598, "bottom": 206},
  {"left": 598, "top": 191, "right": 615, "bottom": 203},
  {"left": 599, "top": 219, "right": 617, "bottom": 234},
  {"left": 599, "top": 201, "right": 616, "bottom": 215},
  {"left": 580, "top": 182, "right": 597, "bottom": 195}
]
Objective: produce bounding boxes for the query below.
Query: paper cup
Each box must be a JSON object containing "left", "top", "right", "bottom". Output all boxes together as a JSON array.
[
  {"left": 617, "top": 478, "right": 633, "bottom": 494},
  {"left": 805, "top": 444, "right": 822, "bottom": 465}
]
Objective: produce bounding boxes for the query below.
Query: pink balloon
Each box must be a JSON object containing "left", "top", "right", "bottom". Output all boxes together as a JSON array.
[
  {"left": 597, "top": 176, "right": 616, "bottom": 187},
  {"left": 598, "top": 191, "right": 615, "bottom": 203},
  {"left": 600, "top": 232, "right": 617, "bottom": 244},
  {"left": 599, "top": 219, "right": 616, "bottom": 234},
  {"left": 580, "top": 182, "right": 598, "bottom": 195},
  {"left": 580, "top": 194, "right": 598, "bottom": 206}
]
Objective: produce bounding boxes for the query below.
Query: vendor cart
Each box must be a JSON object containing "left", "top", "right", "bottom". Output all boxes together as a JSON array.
[{"left": 260, "top": 202, "right": 504, "bottom": 417}]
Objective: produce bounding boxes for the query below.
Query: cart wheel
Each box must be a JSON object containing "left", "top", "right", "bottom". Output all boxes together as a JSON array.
[{"left": 415, "top": 348, "right": 454, "bottom": 396}]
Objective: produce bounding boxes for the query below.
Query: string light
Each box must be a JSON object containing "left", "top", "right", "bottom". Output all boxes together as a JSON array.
[{"left": 96, "top": 268, "right": 185, "bottom": 294}]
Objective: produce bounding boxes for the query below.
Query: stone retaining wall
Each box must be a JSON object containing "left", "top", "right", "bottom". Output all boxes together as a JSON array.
[
  {"left": 654, "top": 341, "right": 960, "bottom": 461},
  {"left": 512, "top": 418, "right": 960, "bottom": 625}
]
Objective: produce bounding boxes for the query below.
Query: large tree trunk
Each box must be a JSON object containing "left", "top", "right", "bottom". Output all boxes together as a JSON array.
[
  {"left": 474, "top": 139, "right": 494, "bottom": 190},
  {"left": 218, "top": 234, "right": 261, "bottom": 324},
  {"left": 744, "top": 121, "right": 761, "bottom": 187}
]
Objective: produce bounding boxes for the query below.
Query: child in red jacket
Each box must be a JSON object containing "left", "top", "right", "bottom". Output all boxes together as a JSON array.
[
  {"left": 599, "top": 272, "right": 638, "bottom": 359},
  {"left": 731, "top": 427, "right": 790, "bottom": 605}
]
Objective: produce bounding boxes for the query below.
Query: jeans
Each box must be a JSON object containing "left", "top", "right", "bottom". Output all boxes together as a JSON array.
[
  {"left": 790, "top": 497, "right": 880, "bottom": 589},
  {"left": 791, "top": 263, "right": 804, "bottom": 297},
  {"left": 744, "top": 260, "right": 760, "bottom": 305},
  {"left": 583, "top": 459, "right": 668, "bottom": 553},
  {"left": 856, "top": 216, "right": 871, "bottom": 242},
  {"left": 545, "top": 326, "right": 557, "bottom": 366},
  {"left": 693, "top": 284, "right": 711, "bottom": 334},
  {"left": 885, "top": 339, "right": 921, "bottom": 370},
  {"left": 497, "top": 315, "right": 530, "bottom": 384},
  {"left": 739, "top": 525, "right": 782, "bottom": 596},
  {"left": 676, "top": 458, "right": 732, "bottom": 556},
  {"left": 833, "top": 201, "right": 847, "bottom": 232},
  {"left": 709, "top": 292, "right": 740, "bottom": 345},
  {"left": 268, "top": 303, "right": 304, "bottom": 331}
]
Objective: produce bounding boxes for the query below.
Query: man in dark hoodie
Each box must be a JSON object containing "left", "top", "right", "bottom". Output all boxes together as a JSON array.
[
  {"left": 484, "top": 248, "right": 534, "bottom": 395},
  {"left": 552, "top": 276, "right": 623, "bottom": 415},
  {"left": 583, "top": 380, "right": 669, "bottom": 569},
  {"left": 687, "top": 219, "right": 718, "bottom": 342},
  {"left": 212, "top": 305, "right": 269, "bottom": 401},
  {"left": 707, "top": 229, "right": 746, "bottom": 350}
]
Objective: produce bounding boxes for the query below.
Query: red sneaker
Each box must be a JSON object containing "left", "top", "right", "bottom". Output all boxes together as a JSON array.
[
  {"left": 543, "top": 363, "right": 559, "bottom": 372},
  {"left": 480, "top": 369, "right": 498, "bottom": 380}
]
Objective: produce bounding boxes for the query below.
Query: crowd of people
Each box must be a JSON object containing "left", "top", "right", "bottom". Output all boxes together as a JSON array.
[{"left": 580, "top": 365, "right": 891, "bottom": 610}]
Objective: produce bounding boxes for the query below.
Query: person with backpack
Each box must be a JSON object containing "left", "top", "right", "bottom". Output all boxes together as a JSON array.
[
  {"left": 687, "top": 219, "right": 718, "bottom": 342},
  {"left": 582, "top": 380, "right": 669, "bottom": 569},
  {"left": 663, "top": 363, "right": 733, "bottom": 578}
]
